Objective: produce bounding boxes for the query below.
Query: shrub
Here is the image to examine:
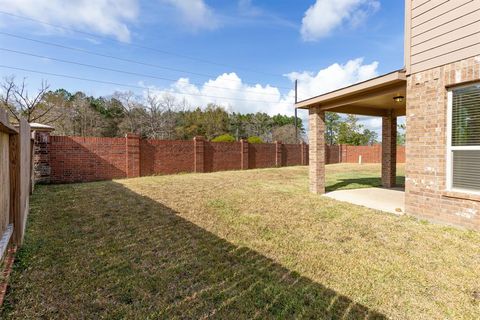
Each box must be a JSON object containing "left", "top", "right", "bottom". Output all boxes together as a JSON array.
[
  {"left": 211, "top": 134, "right": 236, "bottom": 142},
  {"left": 247, "top": 136, "right": 263, "bottom": 144}
]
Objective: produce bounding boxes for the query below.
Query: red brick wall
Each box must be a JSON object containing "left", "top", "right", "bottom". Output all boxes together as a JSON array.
[
  {"left": 204, "top": 142, "right": 242, "bottom": 172},
  {"left": 140, "top": 140, "right": 194, "bottom": 175},
  {"left": 326, "top": 145, "right": 341, "bottom": 164},
  {"left": 248, "top": 143, "right": 276, "bottom": 169},
  {"left": 283, "top": 144, "right": 302, "bottom": 166},
  {"left": 397, "top": 146, "right": 405, "bottom": 163},
  {"left": 38, "top": 134, "right": 404, "bottom": 184},
  {"left": 344, "top": 145, "right": 382, "bottom": 163},
  {"left": 49, "top": 136, "right": 127, "bottom": 183},
  {"left": 325, "top": 145, "right": 405, "bottom": 164}
]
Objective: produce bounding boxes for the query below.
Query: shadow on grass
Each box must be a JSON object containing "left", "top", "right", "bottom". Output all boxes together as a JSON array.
[
  {"left": 2, "top": 181, "right": 386, "bottom": 319},
  {"left": 327, "top": 176, "right": 405, "bottom": 193}
]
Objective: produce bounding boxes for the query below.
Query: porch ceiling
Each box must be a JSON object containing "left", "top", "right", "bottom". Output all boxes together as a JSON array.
[{"left": 295, "top": 70, "right": 407, "bottom": 117}]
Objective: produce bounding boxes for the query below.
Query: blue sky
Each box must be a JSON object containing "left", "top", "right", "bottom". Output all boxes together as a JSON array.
[{"left": 0, "top": 0, "right": 406, "bottom": 133}]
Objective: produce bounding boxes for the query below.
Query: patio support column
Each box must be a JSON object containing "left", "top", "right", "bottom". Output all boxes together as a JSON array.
[
  {"left": 309, "top": 106, "right": 325, "bottom": 194},
  {"left": 382, "top": 110, "right": 397, "bottom": 188}
]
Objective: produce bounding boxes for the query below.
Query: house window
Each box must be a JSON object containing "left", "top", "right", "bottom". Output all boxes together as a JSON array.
[{"left": 447, "top": 83, "right": 480, "bottom": 193}]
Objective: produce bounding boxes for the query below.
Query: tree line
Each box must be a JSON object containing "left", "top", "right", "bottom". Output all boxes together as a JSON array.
[{"left": 0, "top": 77, "right": 404, "bottom": 145}]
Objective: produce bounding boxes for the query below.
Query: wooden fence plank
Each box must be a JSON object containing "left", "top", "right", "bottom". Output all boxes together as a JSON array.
[
  {"left": 0, "top": 133, "right": 9, "bottom": 237},
  {"left": 9, "top": 132, "right": 20, "bottom": 244}
]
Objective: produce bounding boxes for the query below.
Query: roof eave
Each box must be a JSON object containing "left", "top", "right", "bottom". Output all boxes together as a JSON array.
[{"left": 295, "top": 69, "right": 407, "bottom": 109}]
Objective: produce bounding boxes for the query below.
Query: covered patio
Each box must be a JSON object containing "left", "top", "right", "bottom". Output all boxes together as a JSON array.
[{"left": 296, "top": 70, "right": 407, "bottom": 205}]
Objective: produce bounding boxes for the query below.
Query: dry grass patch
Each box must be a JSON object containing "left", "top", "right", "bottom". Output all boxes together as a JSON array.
[{"left": 2, "top": 164, "right": 480, "bottom": 319}]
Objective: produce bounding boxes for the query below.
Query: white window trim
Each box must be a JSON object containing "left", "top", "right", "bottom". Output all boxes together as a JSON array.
[{"left": 446, "top": 84, "right": 480, "bottom": 195}]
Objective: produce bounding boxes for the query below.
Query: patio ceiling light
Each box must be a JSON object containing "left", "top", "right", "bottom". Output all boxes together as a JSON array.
[{"left": 393, "top": 96, "right": 405, "bottom": 103}]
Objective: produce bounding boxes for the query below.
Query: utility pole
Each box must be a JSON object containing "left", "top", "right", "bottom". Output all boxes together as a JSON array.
[{"left": 294, "top": 80, "right": 298, "bottom": 143}]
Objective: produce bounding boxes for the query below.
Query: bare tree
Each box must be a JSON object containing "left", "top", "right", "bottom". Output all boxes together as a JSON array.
[
  {"left": 0, "top": 76, "right": 52, "bottom": 123},
  {"left": 143, "top": 93, "right": 181, "bottom": 139},
  {"left": 272, "top": 124, "right": 298, "bottom": 144},
  {"left": 114, "top": 91, "right": 144, "bottom": 134}
]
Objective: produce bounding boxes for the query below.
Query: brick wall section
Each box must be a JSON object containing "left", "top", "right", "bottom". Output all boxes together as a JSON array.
[
  {"left": 204, "top": 142, "right": 242, "bottom": 172},
  {"left": 140, "top": 139, "right": 194, "bottom": 175},
  {"left": 248, "top": 143, "right": 276, "bottom": 169},
  {"left": 283, "top": 144, "right": 302, "bottom": 166},
  {"left": 406, "top": 56, "right": 480, "bottom": 230},
  {"left": 35, "top": 133, "right": 403, "bottom": 184},
  {"left": 326, "top": 145, "right": 405, "bottom": 164},
  {"left": 326, "top": 145, "right": 341, "bottom": 164},
  {"left": 49, "top": 136, "right": 126, "bottom": 183}
]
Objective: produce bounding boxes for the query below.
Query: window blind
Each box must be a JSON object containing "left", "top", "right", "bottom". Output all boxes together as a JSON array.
[
  {"left": 452, "top": 85, "right": 480, "bottom": 146},
  {"left": 451, "top": 84, "right": 480, "bottom": 191},
  {"left": 452, "top": 150, "right": 480, "bottom": 191}
]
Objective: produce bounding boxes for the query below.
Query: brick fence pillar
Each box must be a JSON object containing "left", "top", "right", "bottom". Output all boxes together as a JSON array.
[
  {"left": 309, "top": 107, "right": 325, "bottom": 194},
  {"left": 382, "top": 110, "right": 397, "bottom": 188},
  {"left": 340, "top": 144, "right": 347, "bottom": 163},
  {"left": 194, "top": 136, "right": 205, "bottom": 173},
  {"left": 275, "top": 141, "right": 283, "bottom": 167},
  {"left": 33, "top": 130, "right": 52, "bottom": 184},
  {"left": 240, "top": 139, "right": 249, "bottom": 170},
  {"left": 301, "top": 142, "right": 308, "bottom": 165},
  {"left": 126, "top": 133, "right": 140, "bottom": 178}
]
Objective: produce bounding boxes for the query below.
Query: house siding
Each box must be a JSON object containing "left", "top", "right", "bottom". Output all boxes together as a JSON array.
[
  {"left": 406, "top": 0, "right": 480, "bottom": 74},
  {"left": 405, "top": 56, "right": 480, "bottom": 230}
]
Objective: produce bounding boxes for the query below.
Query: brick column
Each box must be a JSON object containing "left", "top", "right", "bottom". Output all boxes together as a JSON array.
[
  {"left": 340, "top": 144, "right": 347, "bottom": 163},
  {"left": 275, "top": 141, "right": 283, "bottom": 167},
  {"left": 382, "top": 110, "right": 397, "bottom": 188},
  {"left": 33, "top": 131, "right": 51, "bottom": 184},
  {"left": 240, "top": 139, "right": 249, "bottom": 170},
  {"left": 301, "top": 142, "right": 308, "bottom": 165},
  {"left": 194, "top": 136, "right": 205, "bottom": 173},
  {"left": 309, "top": 107, "right": 325, "bottom": 194},
  {"left": 126, "top": 133, "right": 140, "bottom": 178}
]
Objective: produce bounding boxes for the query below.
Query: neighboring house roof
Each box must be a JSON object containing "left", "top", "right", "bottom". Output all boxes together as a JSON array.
[
  {"left": 29, "top": 123, "right": 55, "bottom": 132},
  {"left": 295, "top": 69, "right": 407, "bottom": 117}
]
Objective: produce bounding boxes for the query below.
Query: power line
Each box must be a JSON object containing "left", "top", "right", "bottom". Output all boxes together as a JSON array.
[
  {"left": 0, "top": 47, "right": 282, "bottom": 98},
  {"left": 0, "top": 64, "right": 293, "bottom": 104},
  {"left": 0, "top": 10, "right": 286, "bottom": 79},
  {"left": 0, "top": 31, "right": 292, "bottom": 90}
]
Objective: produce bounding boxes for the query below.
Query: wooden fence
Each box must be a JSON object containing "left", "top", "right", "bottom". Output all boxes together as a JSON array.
[{"left": 0, "top": 109, "right": 32, "bottom": 260}]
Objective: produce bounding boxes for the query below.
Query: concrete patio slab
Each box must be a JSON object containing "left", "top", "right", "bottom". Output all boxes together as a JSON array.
[{"left": 324, "top": 187, "right": 405, "bottom": 215}]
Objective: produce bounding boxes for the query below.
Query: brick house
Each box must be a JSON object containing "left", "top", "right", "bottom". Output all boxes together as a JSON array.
[{"left": 296, "top": 0, "right": 480, "bottom": 230}]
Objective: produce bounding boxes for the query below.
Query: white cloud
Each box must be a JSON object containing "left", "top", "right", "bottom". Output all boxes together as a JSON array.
[
  {"left": 161, "top": 0, "right": 218, "bottom": 31},
  {"left": 301, "top": 0, "right": 380, "bottom": 41},
  {"left": 286, "top": 58, "right": 378, "bottom": 101},
  {"left": 0, "top": 0, "right": 139, "bottom": 42},
  {"left": 146, "top": 72, "right": 293, "bottom": 116},
  {"left": 358, "top": 116, "right": 382, "bottom": 132},
  {"left": 144, "top": 58, "right": 379, "bottom": 132},
  {"left": 238, "top": 0, "right": 262, "bottom": 17},
  {"left": 141, "top": 58, "right": 383, "bottom": 137}
]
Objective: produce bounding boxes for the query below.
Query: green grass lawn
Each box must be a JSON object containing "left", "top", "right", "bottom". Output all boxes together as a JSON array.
[{"left": 2, "top": 164, "right": 480, "bottom": 319}]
